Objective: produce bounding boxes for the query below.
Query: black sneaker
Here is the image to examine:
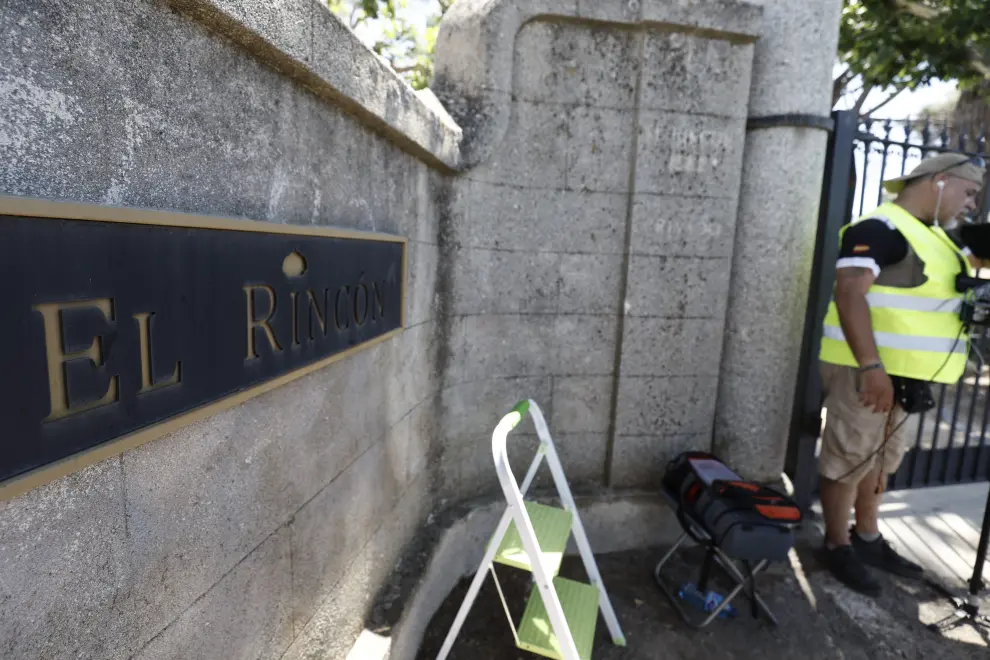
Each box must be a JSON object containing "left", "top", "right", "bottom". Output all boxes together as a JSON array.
[
  {"left": 851, "top": 529, "right": 924, "bottom": 579},
  {"left": 823, "top": 544, "right": 882, "bottom": 597}
]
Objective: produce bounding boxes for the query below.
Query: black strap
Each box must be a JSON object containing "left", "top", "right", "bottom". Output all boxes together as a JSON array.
[
  {"left": 676, "top": 505, "right": 711, "bottom": 546},
  {"left": 747, "top": 114, "right": 835, "bottom": 133},
  {"left": 698, "top": 548, "right": 716, "bottom": 593},
  {"left": 745, "top": 561, "right": 758, "bottom": 619}
]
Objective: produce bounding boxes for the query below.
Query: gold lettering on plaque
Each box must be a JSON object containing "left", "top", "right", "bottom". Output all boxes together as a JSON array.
[
  {"left": 290, "top": 291, "right": 301, "bottom": 347},
  {"left": 244, "top": 285, "right": 282, "bottom": 359},
  {"left": 334, "top": 286, "right": 350, "bottom": 331},
  {"left": 371, "top": 281, "right": 385, "bottom": 321},
  {"left": 134, "top": 312, "right": 181, "bottom": 394},
  {"left": 353, "top": 280, "right": 368, "bottom": 327},
  {"left": 307, "top": 290, "right": 328, "bottom": 340},
  {"left": 35, "top": 298, "right": 120, "bottom": 422}
]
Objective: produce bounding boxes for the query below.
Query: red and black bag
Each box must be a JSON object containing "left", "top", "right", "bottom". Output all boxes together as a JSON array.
[{"left": 663, "top": 451, "right": 802, "bottom": 562}]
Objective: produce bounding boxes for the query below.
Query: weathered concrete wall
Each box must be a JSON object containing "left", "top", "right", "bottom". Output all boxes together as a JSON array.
[
  {"left": 432, "top": 0, "right": 763, "bottom": 498},
  {"left": 713, "top": 0, "right": 843, "bottom": 480},
  {"left": 0, "top": 0, "right": 847, "bottom": 656},
  {"left": 0, "top": 1, "right": 457, "bottom": 658}
]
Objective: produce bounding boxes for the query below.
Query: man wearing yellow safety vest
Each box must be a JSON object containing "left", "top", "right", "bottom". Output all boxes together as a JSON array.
[{"left": 818, "top": 152, "right": 986, "bottom": 596}]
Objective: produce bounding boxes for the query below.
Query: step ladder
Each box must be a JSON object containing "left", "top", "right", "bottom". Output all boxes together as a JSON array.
[{"left": 435, "top": 399, "right": 626, "bottom": 660}]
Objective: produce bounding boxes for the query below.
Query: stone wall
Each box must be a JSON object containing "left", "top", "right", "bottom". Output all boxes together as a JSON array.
[
  {"left": 432, "top": 0, "right": 763, "bottom": 498},
  {"left": 0, "top": 0, "right": 844, "bottom": 657},
  {"left": 0, "top": 1, "right": 456, "bottom": 658},
  {"left": 713, "top": 0, "right": 843, "bottom": 480}
]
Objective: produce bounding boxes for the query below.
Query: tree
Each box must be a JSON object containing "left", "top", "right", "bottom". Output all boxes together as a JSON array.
[
  {"left": 953, "top": 81, "right": 990, "bottom": 130},
  {"left": 341, "top": 0, "right": 990, "bottom": 117},
  {"left": 328, "top": 0, "right": 454, "bottom": 90},
  {"left": 836, "top": 0, "right": 990, "bottom": 116}
]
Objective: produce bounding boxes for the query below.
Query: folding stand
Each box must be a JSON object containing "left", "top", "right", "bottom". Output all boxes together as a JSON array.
[
  {"left": 435, "top": 400, "right": 626, "bottom": 660},
  {"left": 926, "top": 481, "right": 990, "bottom": 635},
  {"left": 653, "top": 485, "right": 781, "bottom": 629}
]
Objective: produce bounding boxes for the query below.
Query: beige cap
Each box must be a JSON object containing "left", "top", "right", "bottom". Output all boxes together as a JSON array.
[{"left": 883, "top": 152, "right": 986, "bottom": 194}]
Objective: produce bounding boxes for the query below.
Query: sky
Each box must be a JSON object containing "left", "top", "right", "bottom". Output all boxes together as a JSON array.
[{"left": 867, "top": 80, "right": 960, "bottom": 119}]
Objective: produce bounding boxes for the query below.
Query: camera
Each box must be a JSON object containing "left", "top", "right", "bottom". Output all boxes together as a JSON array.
[{"left": 956, "top": 274, "right": 990, "bottom": 326}]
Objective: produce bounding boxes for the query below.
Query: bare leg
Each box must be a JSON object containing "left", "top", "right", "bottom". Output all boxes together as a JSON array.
[
  {"left": 853, "top": 465, "right": 885, "bottom": 536},
  {"left": 819, "top": 476, "right": 858, "bottom": 546}
]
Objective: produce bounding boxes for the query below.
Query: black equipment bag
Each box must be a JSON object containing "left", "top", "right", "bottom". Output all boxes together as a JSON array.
[{"left": 663, "top": 451, "right": 802, "bottom": 562}]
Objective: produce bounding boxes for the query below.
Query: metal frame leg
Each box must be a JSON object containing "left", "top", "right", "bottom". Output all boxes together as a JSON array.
[
  {"left": 712, "top": 552, "right": 778, "bottom": 626},
  {"left": 653, "top": 533, "right": 716, "bottom": 628},
  {"left": 653, "top": 534, "right": 780, "bottom": 628},
  {"left": 435, "top": 508, "right": 516, "bottom": 660}
]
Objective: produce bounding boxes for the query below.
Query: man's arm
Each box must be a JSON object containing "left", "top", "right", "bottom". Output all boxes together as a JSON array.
[
  {"left": 834, "top": 266, "right": 881, "bottom": 366},
  {"left": 945, "top": 226, "right": 985, "bottom": 270},
  {"left": 830, "top": 218, "right": 904, "bottom": 412},
  {"left": 834, "top": 265, "right": 893, "bottom": 412}
]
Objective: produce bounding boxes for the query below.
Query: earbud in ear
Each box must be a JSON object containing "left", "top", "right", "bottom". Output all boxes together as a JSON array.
[{"left": 937, "top": 180, "right": 946, "bottom": 189}]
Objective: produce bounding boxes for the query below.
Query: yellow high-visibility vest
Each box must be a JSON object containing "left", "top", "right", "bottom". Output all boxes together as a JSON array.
[{"left": 819, "top": 202, "right": 971, "bottom": 384}]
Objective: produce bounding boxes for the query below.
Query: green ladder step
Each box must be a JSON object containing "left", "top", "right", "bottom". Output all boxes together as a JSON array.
[
  {"left": 493, "top": 501, "right": 573, "bottom": 576},
  {"left": 518, "top": 576, "right": 599, "bottom": 660}
]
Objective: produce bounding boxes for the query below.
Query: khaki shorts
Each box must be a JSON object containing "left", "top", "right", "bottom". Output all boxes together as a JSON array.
[{"left": 819, "top": 361, "right": 912, "bottom": 485}]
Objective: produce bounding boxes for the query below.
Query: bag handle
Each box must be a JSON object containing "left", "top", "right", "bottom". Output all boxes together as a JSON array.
[{"left": 676, "top": 481, "right": 713, "bottom": 545}]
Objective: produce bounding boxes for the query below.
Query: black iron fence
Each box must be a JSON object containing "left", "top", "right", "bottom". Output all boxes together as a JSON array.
[
  {"left": 787, "top": 110, "right": 990, "bottom": 511},
  {"left": 849, "top": 117, "right": 990, "bottom": 226}
]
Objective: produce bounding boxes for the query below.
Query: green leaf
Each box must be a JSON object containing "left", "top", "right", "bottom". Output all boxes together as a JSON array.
[
  {"left": 325, "top": 0, "right": 456, "bottom": 90},
  {"left": 837, "top": 0, "right": 990, "bottom": 98}
]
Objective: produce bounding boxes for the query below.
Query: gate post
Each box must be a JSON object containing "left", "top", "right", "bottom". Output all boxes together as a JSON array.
[{"left": 785, "top": 110, "right": 858, "bottom": 513}]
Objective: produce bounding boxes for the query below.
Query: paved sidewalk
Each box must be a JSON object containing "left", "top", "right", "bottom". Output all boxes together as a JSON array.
[
  {"left": 875, "top": 483, "right": 988, "bottom": 589},
  {"left": 810, "top": 482, "right": 988, "bottom": 597},
  {"left": 810, "top": 481, "right": 990, "bottom": 648}
]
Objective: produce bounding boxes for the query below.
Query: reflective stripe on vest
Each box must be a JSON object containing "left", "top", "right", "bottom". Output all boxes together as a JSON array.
[
  {"left": 821, "top": 326, "right": 967, "bottom": 355},
  {"left": 830, "top": 292, "right": 963, "bottom": 313},
  {"left": 863, "top": 292, "right": 962, "bottom": 314}
]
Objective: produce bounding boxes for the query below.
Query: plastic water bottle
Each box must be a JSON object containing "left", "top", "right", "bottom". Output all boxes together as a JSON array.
[{"left": 677, "top": 582, "right": 737, "bottom": 618}]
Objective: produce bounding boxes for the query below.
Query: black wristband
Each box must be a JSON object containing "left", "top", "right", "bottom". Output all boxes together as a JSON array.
[{"left": 857, "top": 362, "right": 884, "bottom": 373}]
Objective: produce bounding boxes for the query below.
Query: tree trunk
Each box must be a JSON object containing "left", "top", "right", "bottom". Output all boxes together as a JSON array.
[
  {"left": 949, "top": 81, "right": 990, "bottom": 223},
  {"left": 952, "top": 81, "right": 990, "bottom": 143}
]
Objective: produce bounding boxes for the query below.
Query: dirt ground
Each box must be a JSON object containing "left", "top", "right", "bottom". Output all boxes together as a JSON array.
[{"left": 416, "top": 536, "right": 990, "bottom": 660}]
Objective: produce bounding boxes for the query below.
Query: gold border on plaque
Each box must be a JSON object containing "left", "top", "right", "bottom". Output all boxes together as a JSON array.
[{"left": 0, "top": 195, "right": 408, "bottom": 501}]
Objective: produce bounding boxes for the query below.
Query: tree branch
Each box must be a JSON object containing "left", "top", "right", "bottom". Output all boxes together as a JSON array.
[
  {"left": 861, "top": 88, "right": 905, "bottom": 117},
  {"left": 853, "top": 85, "right": 876, "bottom": 115},
  {"left": 887, "top": 0, "right": 990, "bottom": 80},
  {"left": 887, "top": 0, "right": 938, "bottom": 20},
  {"left": 844, "top": 83, "right": 866, "bottom": 99},
  {"left": 833, "top": 68, "right": 857, "bottom": 108},
  {"left": 966, "top": 45, "right": 990, "bottom": 78}
]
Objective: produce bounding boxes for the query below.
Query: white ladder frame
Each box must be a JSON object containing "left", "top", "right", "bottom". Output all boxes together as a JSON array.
[{"left": 435, "top": 399, "right": 626, "bottom": 660}]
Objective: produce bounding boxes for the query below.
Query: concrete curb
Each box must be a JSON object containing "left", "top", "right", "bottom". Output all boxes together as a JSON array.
[{"left": 360, "top": 489, "right": 686, "bottom": 660}]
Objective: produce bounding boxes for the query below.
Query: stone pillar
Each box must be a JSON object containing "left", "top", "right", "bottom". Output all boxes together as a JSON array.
[
  {"left": 432, "top": 0, "right": 764, "bottom": 497},
  {"left": 713, "top": 0, "right": 843, "bottom": 480}
]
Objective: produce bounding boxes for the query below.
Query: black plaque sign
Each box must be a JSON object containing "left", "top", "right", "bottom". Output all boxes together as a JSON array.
[{"left": 0, "top": 197, "right": 405, "bottom": 495}]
